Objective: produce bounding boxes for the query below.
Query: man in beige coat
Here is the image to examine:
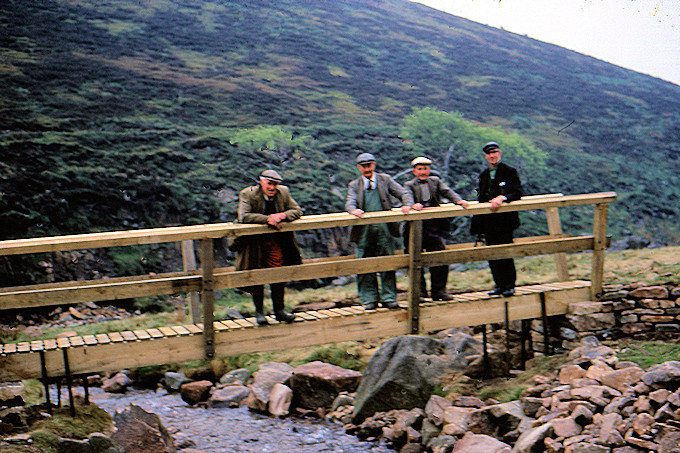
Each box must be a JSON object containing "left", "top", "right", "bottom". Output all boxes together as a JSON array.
[{"left": 232, "top": 169, "right": 302, "bottom": 325}]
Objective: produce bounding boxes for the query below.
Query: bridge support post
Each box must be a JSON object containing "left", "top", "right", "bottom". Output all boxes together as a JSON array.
[
  {"left": 39, "top": 351, "right": 52, "bottom": 415},
  {"left": 407, "top": 220, "right": 423, "bottom": 334},
  {"left": 62, "top": 348, "right": 75, "bottom": 416},
  {"left": 200, "top": 239, "right": 215, "bottom": 359},
  {"left": 591, "top": 204, "right": 608, "bottom": 299}
]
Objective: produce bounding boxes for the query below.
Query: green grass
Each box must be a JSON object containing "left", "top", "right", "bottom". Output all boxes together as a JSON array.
[
  {"left": 0, "top": 405, "right": 114, "bottom": 453},
  {"left": 616, "top": 341, "right": 680, "bottom": 369}
]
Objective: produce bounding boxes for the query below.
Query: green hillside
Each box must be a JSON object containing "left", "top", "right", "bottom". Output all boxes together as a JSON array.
[{"left": 1, "top": 0, "right": 679, "bottom": 283}]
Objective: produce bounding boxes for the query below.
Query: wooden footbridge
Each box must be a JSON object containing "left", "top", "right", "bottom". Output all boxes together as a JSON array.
[{"left": 0, "top": 192, "right": 616, "bottom": 387}]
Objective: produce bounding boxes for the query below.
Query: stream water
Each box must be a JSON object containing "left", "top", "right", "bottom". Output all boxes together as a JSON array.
[{"left": 84, "top": 387, "right": 393, "bottom": 453}]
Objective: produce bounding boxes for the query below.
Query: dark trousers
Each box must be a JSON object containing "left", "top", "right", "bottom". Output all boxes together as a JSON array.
[
  {"left": 421, "top": 231, "right": 449, "bottom": 296},
  {"left": 485, "top": 229, "right": 516, "bottom": 290}
]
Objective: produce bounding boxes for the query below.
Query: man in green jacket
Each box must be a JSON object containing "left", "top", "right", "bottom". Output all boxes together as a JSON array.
[{"left": 233, "top": 169, "right": 301, "bottom": 325}]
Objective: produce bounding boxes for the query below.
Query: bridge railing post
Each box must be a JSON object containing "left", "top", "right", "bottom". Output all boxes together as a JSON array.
[
  {"left": 591, "top": 203, "right": 609, "bottom": 299},
  {"left": 181, "top": 240, "right": 201, "bottom": 323},
  {"left": 200, "top": 238, "right": 215, "bottom": 359},
  {"left": 545, "top": 207, "right": 570, "bottom": 281},
  {"left": 407, "top": 220, "right": 423, "bottom": 334}
]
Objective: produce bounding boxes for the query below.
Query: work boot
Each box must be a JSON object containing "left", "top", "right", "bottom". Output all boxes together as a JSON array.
[
  {"left": 255, "top": 312, "right": 269, "bottom": 326},
  {"left": 432, "top": 291, "right": 453, "bottom": 301},
  {"left": 272, "top": 283, "right": 296, "bottom": 323},
  {"left": 274, "top": 310, "right": 296, "bottom": 323},
  {"left": 488, "top": 287, "right": 503, "bottom": 296}
]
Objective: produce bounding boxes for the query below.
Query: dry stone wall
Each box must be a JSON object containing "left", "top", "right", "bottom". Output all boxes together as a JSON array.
[{"left": 532, "top": 284, "right": 680, "bottom": 354}]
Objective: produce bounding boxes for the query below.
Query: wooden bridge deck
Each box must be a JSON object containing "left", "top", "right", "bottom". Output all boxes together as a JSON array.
[{"left": 0, "top": 280, "right": 591, "bottom": 381}]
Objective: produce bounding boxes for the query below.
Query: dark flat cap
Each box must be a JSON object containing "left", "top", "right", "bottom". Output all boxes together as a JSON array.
[
  {"left": 260, "top": 169, "right": 283, "bottom": 183},
  {"left": 482, "top": 142, "right": 500, "bottom": 153},
  {"left": 356, "top": 152, "right": 376, "bottom": 164}
]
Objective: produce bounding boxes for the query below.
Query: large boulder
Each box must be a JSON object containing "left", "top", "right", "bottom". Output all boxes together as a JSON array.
[
  {"left": 287, "top": 361, "right": 362, "bottom": 410},
  {"left": 352, "top": 334, "right": 482, "bottom": 423}
]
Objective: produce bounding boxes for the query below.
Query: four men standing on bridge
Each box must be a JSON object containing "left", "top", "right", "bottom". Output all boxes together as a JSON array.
[
  {"left": 471, "top": 142, "right": 524, "bottom": 298},
  {"left": 233, "top": 169, "right": 301, "bottom": 325},
  {"left": 236, "top": 143, "right": 523, "bottom": 322}
]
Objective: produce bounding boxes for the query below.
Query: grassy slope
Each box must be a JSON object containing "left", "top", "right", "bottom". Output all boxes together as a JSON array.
[{"left": 1, "top": 0, "right": 679, "bottom": 284}]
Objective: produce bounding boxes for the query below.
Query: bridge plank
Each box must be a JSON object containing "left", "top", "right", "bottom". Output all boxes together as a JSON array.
[
  {"left": 30, "top": 341, "right": 44, "bottom": 352},
  {"left": 231, "top": 319, "right": 256, "bottom": 328},
  {"left": 293, "top": 311, "right": 318, "bottom": 321},
  {"left": 69, "top": 336, "right": 85, "bottom": 347},
  {"left": 159, "top": 327, "right": 178, "bottom": 337},
  {"left": 95, "top": 334, "right": 111, "bottom": 344},
  {"left": 171, "top": 326, "right": 191, "bottom": 336},
  {"left": 56, "top": 338, "right": 70, "bottom": 348},
  {"left": 220, "top": 320, "right": 241, "bottom": 329},
  {"left": 44, "top": 339, "right": 57, "bottom": 350},
  {"left": 213, "top": 322, "right": 230, "bottom": 332},
  {"left": 133, "top": 330, "right": 151, "bottom": 340},
  {"left": 146, "top": 329, "right": 163, "bottom": 339},
  {"left": 183, "top": 324, "right": 203, "bottom": 334},
  {"left": 83, "top": 335, "right": 98, "bottom": 346},
  {"left": 109, "top": 332, "right": 125, "bottom": 342},
  {"left": 121, "top": 331, "right": 138, "bottom": 342}
]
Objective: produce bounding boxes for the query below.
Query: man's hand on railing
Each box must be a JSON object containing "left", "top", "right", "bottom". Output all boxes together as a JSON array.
[
  {"left": 267, "top": 212, "right": 287, "bottom": 229},
  {"left": 489, "top": 195, "right": 507, "bottom": 212},
  {"left": 401, "top": 205, "right": 412, "bottom": 214},
  {"left": 350, "top": 209, "right": 364, "bottom": 218}
]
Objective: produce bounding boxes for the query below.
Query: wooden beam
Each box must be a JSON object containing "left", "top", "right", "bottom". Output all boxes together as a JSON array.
[
  {"left": 0, "top": 192, "right": 617, "bottom": 255},
  {"left": 0, "top": 236, "right": 609, "bottom": 310},
  {"left": 181, "top": 240, "right": 201, "bottom": 323},
  {"left": 407, "top": 220, "right": 423, "bottom": 334},
  {"left": 591, "top": 204, "right": 609, "bottom": 299},
  {"left": 200, "top": 239, "right": 215, "bottom": 360},
  {"left": 545, "top": 207, "right": 570, "bottom": 281}
]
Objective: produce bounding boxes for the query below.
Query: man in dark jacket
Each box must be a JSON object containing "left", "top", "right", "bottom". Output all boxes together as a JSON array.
[
  {"left": 471, "top": 142, "right": 524, "bottom": 297},
  {"left": 405, "top": 157, "right": 469, "bottom": 301},
  {"left": 234, "top": 169, "right": 302, "bottom": 325},
  {"left": 346, "top": 152, "right": 415, "bottom": 309}
]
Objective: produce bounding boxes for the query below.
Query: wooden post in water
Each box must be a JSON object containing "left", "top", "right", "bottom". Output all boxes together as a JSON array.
[
  {"left": 545, "top": 207, "right": 570, "bottom": 281},
  {"left": 591, "top": 203, "right": 609, "bottom": 299},
  {"left": 408, "top": 220, "right": 423, "bottom": 334},
  {"left": 200, "top": 239, "right": 215, "bottom": 359},
  {"left": 181, "top": 240, "right": 201, "bottom": 323}
]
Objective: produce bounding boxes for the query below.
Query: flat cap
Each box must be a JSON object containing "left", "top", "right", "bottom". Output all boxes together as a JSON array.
[
  {"left": 411, "top": 156, "right": 432, "bottom": 167},
  {"left": 260, "top": 169, "right": 283, "bottom": 183},
  {"left": 356, "top": 152, "right": 376, "bottom": 164},
  {"left": 482, "top": 142, "right": 500, "bottom": 153}
]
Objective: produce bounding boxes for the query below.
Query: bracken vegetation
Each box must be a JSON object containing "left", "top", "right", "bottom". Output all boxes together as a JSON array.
[{"left": 1, "top": 0, "right": 680, "bottom": 284}]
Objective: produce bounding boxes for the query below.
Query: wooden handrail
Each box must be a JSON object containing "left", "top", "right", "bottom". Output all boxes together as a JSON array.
[
  {"left": 0, "top": 192, "right": 617, "bottom": 330},
  {"left": 0, "top": 192, "right": 616, "bottom": 256}
]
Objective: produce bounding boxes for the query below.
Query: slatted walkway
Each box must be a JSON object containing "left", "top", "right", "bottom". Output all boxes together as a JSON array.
[{"left": 0, "top": 280, "right": 591, "bottom": 382}]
